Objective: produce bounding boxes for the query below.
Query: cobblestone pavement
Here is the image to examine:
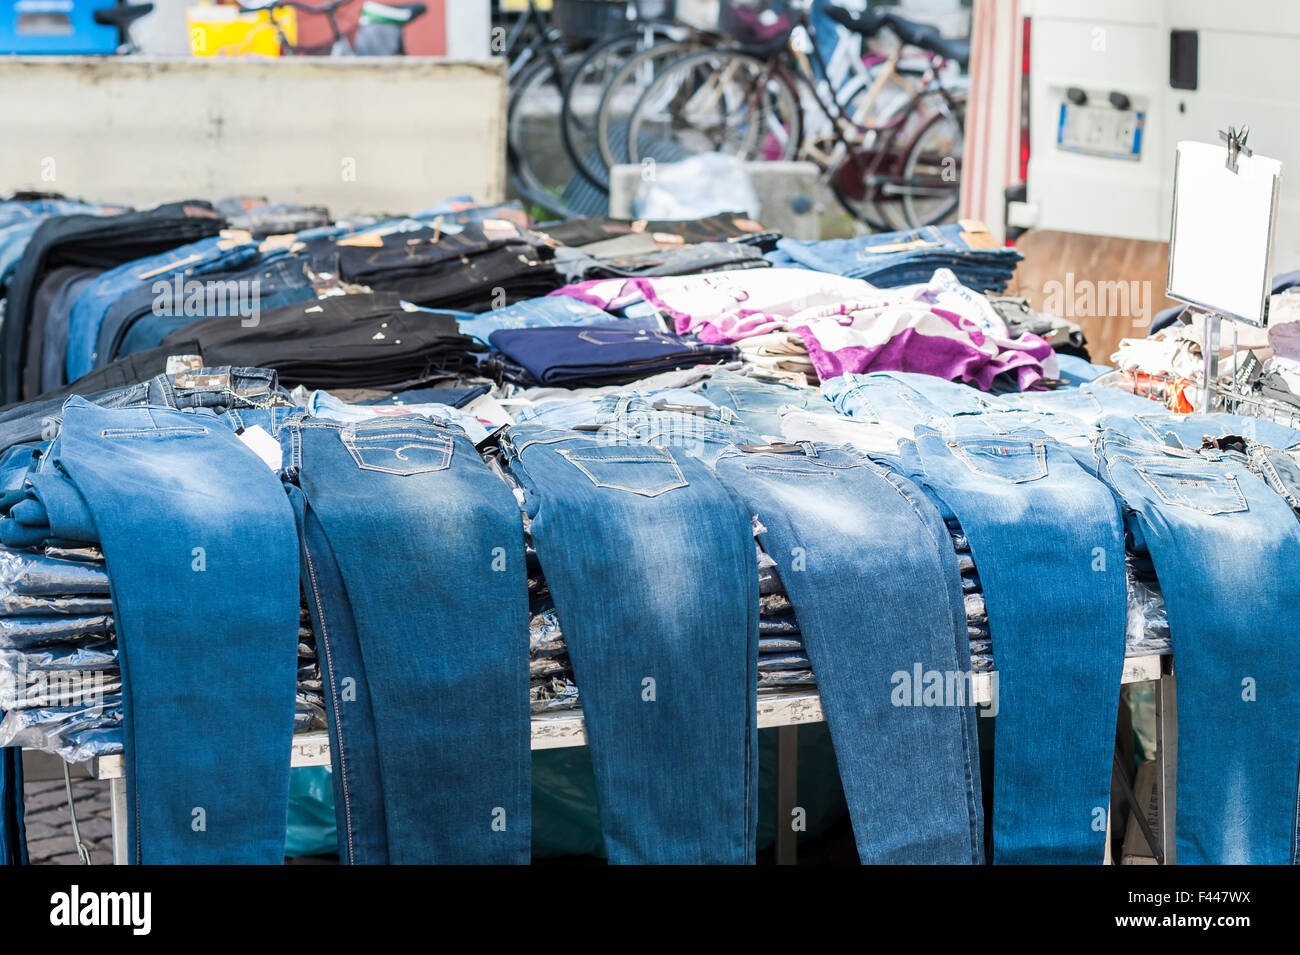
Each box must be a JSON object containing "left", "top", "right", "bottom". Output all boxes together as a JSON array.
[{"left": 22, "top": 778, "right": 115, "bottom": 865}]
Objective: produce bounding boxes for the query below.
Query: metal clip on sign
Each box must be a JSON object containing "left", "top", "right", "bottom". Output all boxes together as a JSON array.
[{"left": 1219, "top": 125, "right": 1252, "bottom": 174}]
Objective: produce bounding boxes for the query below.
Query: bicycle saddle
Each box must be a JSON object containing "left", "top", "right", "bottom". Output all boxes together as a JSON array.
[
  {"left": 822, "top": 5, "right": 889, "bottom": 38},
  {"left": 362, "top": 1, "right": 428, "bottom": 22},
  {"left": 883, "top": 12, "right": 969, "bottom": 67},
  {"left": 92, "top": 2, "right": 154, "bottom": 28}
]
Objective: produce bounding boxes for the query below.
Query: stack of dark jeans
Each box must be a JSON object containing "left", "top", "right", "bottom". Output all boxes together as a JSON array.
[
  {"left": 335, "top": 222, "right": 559, "bottom": 311},
  {"left": 160, "top": 292, "right": 485, "bottom": 390},
  {"left": 2, "top": 201, "right": 228, "bottom": 403}
]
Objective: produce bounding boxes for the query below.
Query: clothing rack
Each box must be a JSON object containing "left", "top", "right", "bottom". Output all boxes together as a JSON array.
[{"left": 26, "top": 652, "right": 1177, "bottom": 866}]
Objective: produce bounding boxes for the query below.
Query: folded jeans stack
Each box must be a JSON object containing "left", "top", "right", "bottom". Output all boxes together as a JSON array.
[
  {"left": 160, "top": 293, "right": 485, "bottom": 390},
  {"left": 765, "top": 223, "right": 1022, "bottom": 293}
]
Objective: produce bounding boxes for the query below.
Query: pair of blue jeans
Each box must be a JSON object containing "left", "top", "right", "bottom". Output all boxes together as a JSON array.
[
  {"left": 514, "top": 387, "right": 718, "bottom": 431},
  {"left": 714, "top": 442, "right": 984, "bottom": 862},
  {"left": 0, "top": 365, "right": 289, "bottom": 456},
  {"left": 1099, "top": 410, "right": 1300, "bottom": 453},
  {"left": 281, "top": 415, "right": 530, "bottom": 864},
  {"left": 701, "top": 369, "right": 830, "bottom": 438},
  {"left": 588, "top": 394, "right": 762, "bottom": 466},
  {"left": 1096, "top": 431, "right": 1300, "bottom": 863},
  {"left": 906, "top": 427, "right": 1128, "bottom": 863},
  {"left": 503, "top": 425, "right": 759, "bottom": 862},
  {"left": 0, "top": 745, "right": 24, "bottom": 864},
  {"left": 40, "top": 397, "right": 300, "bottom": 863}
]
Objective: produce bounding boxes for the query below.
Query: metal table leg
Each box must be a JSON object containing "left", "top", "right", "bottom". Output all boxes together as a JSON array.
[
  {"left": 108, "top": 776, "right": 128, "bottom": 866},
  {"left": 1155, "top": 666, "right": 1177, "bottom": 865},
  {"left": 775, "top": 724, "right": 799, "bottom": 865}
]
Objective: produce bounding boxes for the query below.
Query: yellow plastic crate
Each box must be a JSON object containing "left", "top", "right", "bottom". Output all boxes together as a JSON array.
[{"left": 187, "top": 3, "right": 297, "bottom": 57}]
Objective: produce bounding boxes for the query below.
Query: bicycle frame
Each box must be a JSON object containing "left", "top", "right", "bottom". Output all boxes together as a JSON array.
[
  {"left": 234, "top": 1, "right": 347, "bottom": 55},
  {"left": 793, "top": 10, "right": 958, "bottom": 169}
]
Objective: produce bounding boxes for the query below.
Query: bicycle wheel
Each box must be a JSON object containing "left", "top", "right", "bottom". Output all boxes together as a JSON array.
[
  {"left": 595, "top": 39, "right": 708, "bottom": 174},
  {"left": 828, "top": 123, "right": 910, "bottom": 232},
  {"left": 560, "top": 27, "right": 680, "bottom": 191},
  {"left": 900, "top": 101, "right": 964, "bottom": 228},
  {"left": 507, "top": 50, "right": 584, "bottom": 218},
  {"left": 625, "top": 49, "right": 803, "bottom": 167},
  {"left": 823, "top": 67, "right": 917, "bottom": 231}
]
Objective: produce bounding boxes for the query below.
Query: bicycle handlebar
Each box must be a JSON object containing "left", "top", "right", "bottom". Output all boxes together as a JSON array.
[{"left": 234, "top": 0, "right": 349, "bottom": 14}]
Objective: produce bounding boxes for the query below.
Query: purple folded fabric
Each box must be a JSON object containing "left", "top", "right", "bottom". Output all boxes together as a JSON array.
[{"left": 795, "top": 306, "right": 1057, "bottom": 391}]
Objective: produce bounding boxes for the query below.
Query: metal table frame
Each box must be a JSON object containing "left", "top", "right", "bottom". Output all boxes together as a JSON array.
[{"left": 30, "top": 654, "right": 1175, "bottom": 865}]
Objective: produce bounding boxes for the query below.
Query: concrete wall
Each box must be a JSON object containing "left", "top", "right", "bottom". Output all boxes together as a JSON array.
[{"left": 0, "top": 56, "right": 506, "bottom": 216}]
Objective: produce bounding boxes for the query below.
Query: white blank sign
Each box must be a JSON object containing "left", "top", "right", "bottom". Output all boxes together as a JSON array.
[{"left": 1167, "top": 140, "right": 1282, "bottom": 327}]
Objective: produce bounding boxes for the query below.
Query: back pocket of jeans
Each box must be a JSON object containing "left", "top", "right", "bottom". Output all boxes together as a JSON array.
[
  {"left": 724, "top": 385, "right": 800, "bottom": 413},
  {"left": 1135, "top": 463, "right": 1248, "bottom": 515},
  {"left": 341, "top": 426, "right": 453, "bottom": 476},
  {"left": 950, "top": 439, "right": 1048, "bottom": 483},
  {"left": 559, "top": 445, "right": 687, "bottom": 497}
]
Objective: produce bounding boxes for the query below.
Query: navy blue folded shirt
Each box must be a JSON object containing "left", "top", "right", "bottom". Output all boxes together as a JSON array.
[{"left": 489, "top": 321, "right": 738, "bottom": 386}]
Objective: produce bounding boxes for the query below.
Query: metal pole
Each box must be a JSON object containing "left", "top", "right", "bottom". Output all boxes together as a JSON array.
[
  {"left": 1156, "top": 665, "right": 1178, "bottom": 865},
  {"left": 1201, "top": 311, "right": 1222, "bottom": 413}
]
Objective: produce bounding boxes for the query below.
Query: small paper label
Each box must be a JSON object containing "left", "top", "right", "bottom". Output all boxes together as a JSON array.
[
  {"left": 862, "top": 239, "right": 938, "bottom": 255},
  {"left": 462, "top": 394, "right": 515, "bottom": 427},
  {"left": 173, "top": 372, "right": 230, "bottom": 390},
  {"left": 238, "top": 425, "right": 282, "bottom": 472},
  {"left": 164, "top": 355, "right": 204, "bottom": 375},
  {"left": 336, "top": 233, "right": 385, "bottom": 248}
]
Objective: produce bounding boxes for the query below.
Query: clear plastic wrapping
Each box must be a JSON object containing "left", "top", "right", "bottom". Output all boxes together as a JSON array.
[{"left": 0, "top": 547, "right": 110, "bottom": 596}]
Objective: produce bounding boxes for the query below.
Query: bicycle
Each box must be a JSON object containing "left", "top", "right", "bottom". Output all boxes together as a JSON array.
[
  {"left": 231, "top": 0, "right": 427, "bottom": 56},
  {"left": 586, "top": 1, "right": 905, "bottom": 207},
  {"left": 506, "top": 0, "right": 679, "bottom": 218},
  {"left": 621, "top": 0, "right": 968, "bottom": 230}
]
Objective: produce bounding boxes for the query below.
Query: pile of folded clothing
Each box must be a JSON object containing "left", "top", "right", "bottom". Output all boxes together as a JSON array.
[
  {"left": 547, "top": 266, "right": 1059, "bottom": 390},
  {"left": 159, "top": 292, "right": 485, "bottom": 390},
  {"left": 334, "top": 220, "right": 559, "bottom": 311},
  {"left": 0, "top": 198, "right": 129, "bottom": 297},
  {"left": 214, "top": 197, "right": 332, "bottom": 238},
  {"left": 3, "top": 201, "right": 229, "bottom": 404},
  {"left": 536, "top": 213, "right": 777, "bottom": 283},
  {"left": 765, "top": 222, "right": 1022, "bottom": 293},
  {"left": 489, "top": 321, "right": 738, "bottom": 387}
]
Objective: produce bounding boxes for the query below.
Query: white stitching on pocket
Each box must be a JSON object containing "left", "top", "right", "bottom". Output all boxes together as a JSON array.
[
  {"left": 558, "top": 446, "right": 688, "bottom": 497},
  {"left": 950, "top": 440, "right": 1048, "bottom": 483},
  {"left": 341, "top": 428, "right": 453, "bottom": 476},
  {"left": 1135, "top": 465, "right": 1248, "bottom": 515}
]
